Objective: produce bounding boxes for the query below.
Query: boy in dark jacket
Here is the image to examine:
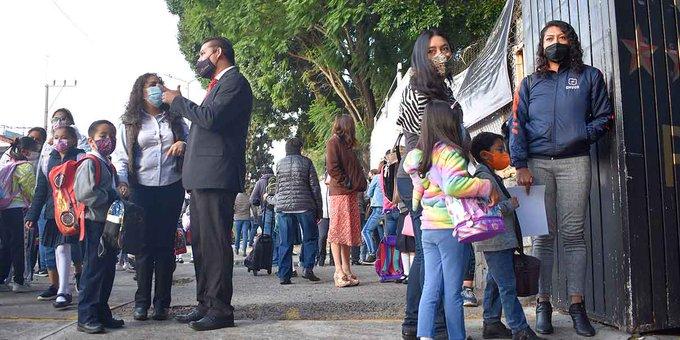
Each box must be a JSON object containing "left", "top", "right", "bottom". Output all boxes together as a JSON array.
[
  {"left": 471, "top": 132, "right": 543, "bottom": 340},
  {"left": 74, "top": 120, "right": 122, "bottom": 334}
]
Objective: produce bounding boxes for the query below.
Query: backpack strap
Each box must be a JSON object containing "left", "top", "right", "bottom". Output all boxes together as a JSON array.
[{"left": 77, "top": 154, "right": 103, "bottom": 241}]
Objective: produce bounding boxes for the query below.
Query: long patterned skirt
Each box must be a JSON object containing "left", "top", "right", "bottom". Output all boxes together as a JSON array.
[{"left": 328, "top": 193, "right": 362, "bottom": 247}]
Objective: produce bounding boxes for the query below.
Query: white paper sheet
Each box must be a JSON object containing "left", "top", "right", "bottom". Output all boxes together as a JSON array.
[{"left": 506, "top": 185, "right": 549, "bottom": 237}]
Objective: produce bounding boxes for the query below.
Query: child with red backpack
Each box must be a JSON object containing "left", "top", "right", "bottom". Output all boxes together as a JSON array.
[
  {"left": 0, "top": 137, "right": 38, "bottom": 292},
  {"left": 73, "top": 120, "right": 122, "bottom": 334},
  {"left": 24, "top": 126, "right": 85, "bottom": 308}
]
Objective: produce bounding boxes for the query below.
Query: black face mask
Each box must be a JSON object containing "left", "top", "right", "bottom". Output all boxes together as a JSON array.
[
  {"left": 544, "top": 43, "right": 570, "bottom": 63},
  {"left": 195, "top": 52, "right": 216, "bottom": 79}
]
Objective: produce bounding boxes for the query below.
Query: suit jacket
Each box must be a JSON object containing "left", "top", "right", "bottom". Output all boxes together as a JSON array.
[{"left": 170, "top": 67, "right": 253, "bottom": 191}]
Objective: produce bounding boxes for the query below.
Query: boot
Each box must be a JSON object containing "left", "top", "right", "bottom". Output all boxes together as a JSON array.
[
  {"left": 569, "top": 302, "right": 596, "bottom": 337},
  {"left": 512, "top": 327, "right": 545, "bottom": 340},
  {"left": 482, "top": 321, "right": 512, "bottom": 339},
  {"left": 535, "top": 300, "right": 554, "bottom": 334}
]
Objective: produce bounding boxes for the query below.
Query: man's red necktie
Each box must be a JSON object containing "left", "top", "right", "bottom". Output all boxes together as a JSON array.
[{"left": 205, "top": 78, "right": 218, "bottom": 97}]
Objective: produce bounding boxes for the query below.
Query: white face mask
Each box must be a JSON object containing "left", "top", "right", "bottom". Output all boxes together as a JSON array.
[{"left": 26, "top": 151, "right": 40, "bottom": 161}]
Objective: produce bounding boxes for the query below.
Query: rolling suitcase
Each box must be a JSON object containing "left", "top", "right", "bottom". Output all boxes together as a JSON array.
[{"left": 244, "top": 233, "right": 273, "bottom": 276}]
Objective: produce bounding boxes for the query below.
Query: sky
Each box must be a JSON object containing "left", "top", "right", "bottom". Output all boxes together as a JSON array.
[{"left": 0, "top": 0, "right": 286, "bottom": 163}]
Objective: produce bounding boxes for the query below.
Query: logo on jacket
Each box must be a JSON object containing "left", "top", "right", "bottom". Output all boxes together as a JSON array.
[{"left": 566, "top": 77, "right": 580, "bottom": 90}]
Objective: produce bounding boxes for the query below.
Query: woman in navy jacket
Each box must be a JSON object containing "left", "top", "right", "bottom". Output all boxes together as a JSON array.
[{"left": 509, "top": 20, "right": 612, "bottom": 338}]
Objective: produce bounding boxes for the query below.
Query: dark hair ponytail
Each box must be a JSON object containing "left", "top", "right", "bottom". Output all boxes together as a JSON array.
[{"left": 9, "top": 137, "right": 38, "bottom": 161}]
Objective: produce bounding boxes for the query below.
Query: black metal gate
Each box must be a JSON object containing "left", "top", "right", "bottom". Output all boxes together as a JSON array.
[{"left": 521, "top": 0, "right": 680, "bottom": 333}]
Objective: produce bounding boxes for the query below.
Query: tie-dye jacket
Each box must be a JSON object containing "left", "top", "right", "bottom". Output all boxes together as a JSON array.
[{"left": 403, "top": 142, "right": 491, "bottom": 229}]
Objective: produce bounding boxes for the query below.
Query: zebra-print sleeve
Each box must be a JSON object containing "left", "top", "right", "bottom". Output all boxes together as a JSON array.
[{"left": 396, "top": 85, "right": 428, "bottom": 134}]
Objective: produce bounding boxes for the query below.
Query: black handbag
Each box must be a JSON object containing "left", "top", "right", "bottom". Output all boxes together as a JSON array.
[
  {"left": 99, "top": 199, "right": 146, "bottom": 257},
  {"left": 512, "top": 213, "right": 541, "bottom": 297}
]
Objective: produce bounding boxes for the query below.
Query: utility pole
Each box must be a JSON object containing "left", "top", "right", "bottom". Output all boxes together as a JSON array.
[{"left": 44, "top": 80, "right": 77, "bottom": 129}]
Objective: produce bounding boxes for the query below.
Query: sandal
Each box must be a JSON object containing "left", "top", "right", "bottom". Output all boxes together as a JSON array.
[
  {"left": 347, "top": 273, "right": 359, "bottom": 287},
  {"left": 333, "top": 272, "right": 351, "bottom": 288}
]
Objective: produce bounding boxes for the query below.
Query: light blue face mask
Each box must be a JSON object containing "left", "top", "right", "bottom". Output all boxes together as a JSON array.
[{"left": 146, "top": 85, "right": 163, "bottom": 108}]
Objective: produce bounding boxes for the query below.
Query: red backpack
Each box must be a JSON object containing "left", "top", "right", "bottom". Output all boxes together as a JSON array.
[{"left": 49, "top": 154, "right": 101, "bottom": 240}]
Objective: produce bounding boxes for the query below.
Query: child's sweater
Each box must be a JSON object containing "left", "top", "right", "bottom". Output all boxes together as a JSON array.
[
  {"left": 74, "top": 151, "right": 118, "bottom": 223},
  {"left": 403, "top": 142, "right": 491, "bottom": 229}
]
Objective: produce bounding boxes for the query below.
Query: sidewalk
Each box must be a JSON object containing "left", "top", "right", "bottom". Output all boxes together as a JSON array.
[{"left": 0, "top": 250, "right": 674, "bottom": 339}]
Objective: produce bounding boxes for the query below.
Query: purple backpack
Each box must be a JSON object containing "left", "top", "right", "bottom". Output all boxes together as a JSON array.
[
  {"left": 445, "top": 197, "right": 506, "bottom": 243},
  {"left": 0, "top": 161, "right": 28, "bottom": 209},
  {"left": 426, "top": 159, "right": 505, "bottom": 243}
]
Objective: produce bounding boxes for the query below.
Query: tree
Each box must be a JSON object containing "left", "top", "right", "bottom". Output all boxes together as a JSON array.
[{"left": 166, "top": 0, "right": 505, "bottom": 167}]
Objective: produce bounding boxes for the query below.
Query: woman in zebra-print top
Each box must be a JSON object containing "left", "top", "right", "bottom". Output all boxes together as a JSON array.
[{"left": 397, "top": 29, "right": 472, "bottom": 339}]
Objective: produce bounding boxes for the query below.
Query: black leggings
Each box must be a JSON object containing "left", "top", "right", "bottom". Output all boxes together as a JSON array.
[{"left": 0, "top": 208, "right": 25, "bottom": 285}]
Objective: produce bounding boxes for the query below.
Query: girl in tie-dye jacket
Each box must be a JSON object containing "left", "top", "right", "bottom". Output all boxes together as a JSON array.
[{"left": 401, "top": 100, "right": 496, "bottom": 340}]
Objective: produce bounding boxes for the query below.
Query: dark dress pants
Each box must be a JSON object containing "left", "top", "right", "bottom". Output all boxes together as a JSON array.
[
  {"left": 132, "top": 181, "right": 184, "bottom": 310},
  {"left": 78, "top": 220, "right": 117, "bottom": 325},
  {"left": 190, "top": 189, "right": 236, "bottom": 318}
]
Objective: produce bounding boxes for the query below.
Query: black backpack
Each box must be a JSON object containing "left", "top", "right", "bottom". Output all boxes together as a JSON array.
[{"left": 99, "top": 199, "right": 146, "bottom": 257}]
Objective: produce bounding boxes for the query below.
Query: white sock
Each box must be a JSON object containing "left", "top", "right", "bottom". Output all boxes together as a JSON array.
[
  {"left": 55, "top": 244, "right": 72, "bottom": 302},
  {"left": 401, "top": 253, "right": 411, "bottom": 276}
]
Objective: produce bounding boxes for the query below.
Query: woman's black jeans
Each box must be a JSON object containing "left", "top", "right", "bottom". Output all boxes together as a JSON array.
[{"left": 131, "top": 181, "right": 184, "bottom": 310}]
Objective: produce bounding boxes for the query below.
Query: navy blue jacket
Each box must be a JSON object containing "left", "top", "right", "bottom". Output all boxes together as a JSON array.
[
  {"left": 509, "top": 65, "right": 612, "bottom": 168},
  {"left": 25, "top": 148, "right": 85, "bottom": 222}
]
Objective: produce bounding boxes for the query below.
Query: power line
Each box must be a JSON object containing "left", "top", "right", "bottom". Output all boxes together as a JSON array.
[{"left": 51, "top": 0, "right": 92, "bottom": 42}]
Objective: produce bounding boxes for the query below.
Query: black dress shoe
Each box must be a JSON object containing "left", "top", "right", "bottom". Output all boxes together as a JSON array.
[
  {"left": 175, "top": 308, "right": 206, "bottom": 324},
  {"left": 189, "top": 315, "right": 235, "bottom": 331},
  {"left": 512, "top": 327, "right": 545, "bottom": 340},
  {"left": 280, "top": 278, "right": 292, "bottom": 285},
  {"left": 102, "top": 317, "right": 125, "bottom": 329},
  {"left": 133, "top": 307, "right": 148, "bottom": 321},
  {"left": 152, "top": 308, "right": 169, "bottom": 320},
  {"left": 401, "top": 326, "right": 417, "bottom": 340},
  {"left": 483, "top": 321, "right": 513, "bottom": 339},
  {"left": 77, "top": 322, "right": 105, "bottom": 334},
  {"left": 301, "top": 269, "right": 320, "bottom": 282},
  {"left": 535, "top": 300, "right": 554, "bottom": 334},
  {"left": 569, "top": 302, "right": 596, "bottom": 337}
]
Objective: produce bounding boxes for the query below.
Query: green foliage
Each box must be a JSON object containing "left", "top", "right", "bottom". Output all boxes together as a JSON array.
[{"left": 166, "top": 0, "right": 505, "bottom": 170}]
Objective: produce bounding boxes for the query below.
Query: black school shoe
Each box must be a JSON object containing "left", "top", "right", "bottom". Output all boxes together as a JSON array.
[
  {"left": 37, "top": 285, "right": 58, "bottom": 301},
  {"left": 569, "top": 302, "right": 596, "bottom": 337},
  {"left": 53, "top": 294, "right": 72, "bottom": 309},
  {"left": 102, "top": 317, "right": 125, "bottom": 329},
  {"left": 133, "top": 307, "right": 148, "bottom": 321},
  {"left": 152, "top": 308, "right": 170, "bottom": 320},
  {"left": 77, "top": 322, "right": 105, "bottom": 334},
  {"left": 483, "top": 321, "right": 513, "bottom": 339}
]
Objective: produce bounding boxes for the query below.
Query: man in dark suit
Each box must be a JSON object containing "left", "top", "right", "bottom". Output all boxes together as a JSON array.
[{"left": 162, "top": 36, "right": 253, "bottom": 331}]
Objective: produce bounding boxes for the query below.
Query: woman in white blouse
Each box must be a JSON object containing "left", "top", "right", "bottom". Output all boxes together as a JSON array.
[{"left": 112, "top": 73, "right": 188, "bottom": 321}]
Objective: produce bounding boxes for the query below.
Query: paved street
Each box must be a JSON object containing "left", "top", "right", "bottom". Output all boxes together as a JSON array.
[{"left": 0, "top": 249, "right": 674, "bottom": 339}]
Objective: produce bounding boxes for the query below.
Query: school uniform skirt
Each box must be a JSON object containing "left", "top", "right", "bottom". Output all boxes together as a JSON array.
[{"left": 42, "top": 219, "right": 78, "bottom": 248}]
